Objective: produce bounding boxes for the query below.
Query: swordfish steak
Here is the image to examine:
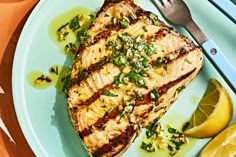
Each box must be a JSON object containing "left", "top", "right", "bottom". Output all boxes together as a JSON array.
[{"left": 67, "top": 0, "right": 203, "bottom": 156}]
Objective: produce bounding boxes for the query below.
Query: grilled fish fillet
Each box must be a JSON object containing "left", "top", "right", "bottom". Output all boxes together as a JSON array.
[{"left": 67, "top": 0, "right": 203, "bottom": 156}]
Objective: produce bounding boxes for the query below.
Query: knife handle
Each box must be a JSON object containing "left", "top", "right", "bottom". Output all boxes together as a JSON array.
[{"left": 202, "top": 39, "right": 236, "bottom": 94}]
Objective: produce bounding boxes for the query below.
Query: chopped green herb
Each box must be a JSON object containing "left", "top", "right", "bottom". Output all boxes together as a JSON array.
[
  {"left": 167, "top": 144, "right": 177, "bottom": 153},
  {"left": 143, "top": 25, "right": 148, "bottom": 32},
  {"left": 176, "top": 85, "right": 185, "bottom": 93},
  {"left": 119, "top": 18, "right": 130, "bottom": 28},
  {"left": 57, "top": 22, "right": 69, "bottom": 32},
  {"left": 112, "top": 17, "right": 118, "bottom": 25},
  {"left": 163, "top": 64, "right": 168, "bottom": 71},
  {"left": 118, "top": 105, "right": 134, "bottom": 122},
  {"left": 145, "top": 43, "right": 156, "bottom": 56},
  {"left": 77, "top": 30, "right": 91, "bottom": 44},
  {"left": 182, "top": 122, "right": 190, "bottom": 132},
  {"left": 118, "top": 110, "right": 126, "bottom": 122},
  {"left": 104, "top": 13, "right": 109, "bottom": 17},
  {"left": 168, "top": 127, "right": 178, "bottom": 134},
  {"left": 88, "top": 14, "right": 95, "bottom": 19},
  {"left": 141, "top": 142, "right": 156, "bottom": 152},
  {"left": 69, "top": 16, "right": 80, "bottom": 30},
  {"left": 106, "top": 39, "right": 116, "bottom": 48},
  {"left": 133, "top": 60, "right": 144, "bottom": 69},
  {"left": 130, "top": 12, "right": 137, "bottom": 20},
  {"left": 78, "top": 67, "right": 88, "bottom": 80},
  {"left": 114, "top": 54, "right": 128, "bottom": 67},
  {"left": 145, "top": 117, "right": 160, "bottom": 139},
  {"left": 136, "top": 93, "right": 143, "bottom": 101},
  {"left": 153, "top": 60, "right": 161, "bottom": 68},
  {"left": 149, "top": 13, "right": 160, "bottom": 26},
  {"left": 61, "top": 67, "right": 72, "bottom": 97},
  {"left": 150, "top": 88, "right": 159, "bottom": 102},
  {"left": 167, "top": 126, "right": 188, "bottom": 155},
  {"left": 58, "top": 30, "right": 69, "bottom": 41},
  {"left": 107, "top": 108, "right": 113, "bottom": 113},
  {"left": 118, "top": 32, "right": 132, "bottom": 43},
  {"left": 128, "top": 70, "right": 146, "bottom": 88},
  {"left": 103, "top": 90, "right": 118, "bottom": 97},
  {"left": 65, "top": 43, "right": 77, "bottom": 54},
  {"left": 55, "top": 66, "right": 59, "bottom": 75},
  {"left": 114, "top": 73, "right": 125, "bottom": 86}
]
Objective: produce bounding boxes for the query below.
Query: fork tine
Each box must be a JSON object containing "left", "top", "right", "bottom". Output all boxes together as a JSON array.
[
  {"left": 152, "top": 0, "right": 164, "bottom": 10},
  {"left": 162, "top": 0, "right": 170, "bottom": 6}
]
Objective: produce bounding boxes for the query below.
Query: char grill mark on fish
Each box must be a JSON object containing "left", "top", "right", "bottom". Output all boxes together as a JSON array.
[
  {"left": 69, "top": 43, "right": 198, "bottom": 110},
  {"left": 92, "top": 125, "right": 136, "bottom": 157},
  {"left": 77, "top": 67, "right": 196, "bottom": 139},
  {"left": 71, "top": 41, "right": 197, "bottom": 85}
]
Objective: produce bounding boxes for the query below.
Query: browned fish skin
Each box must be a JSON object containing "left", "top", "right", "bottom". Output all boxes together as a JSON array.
[{"left": 67, "top": 0, "right": 203, "bottom": 156}]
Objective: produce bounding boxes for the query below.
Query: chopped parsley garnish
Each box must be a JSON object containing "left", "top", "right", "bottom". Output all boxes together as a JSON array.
[
  {"left": 61, "top": 67, "right": 72, "bottom": 97},
  {"left": 77, "top": 30, "right": 91, "bottom": 44},
  {"left": 114, "top": 54, "right": 128, "bottom": 67},
  {"left": 114, "top": 73, "right": 125, "bottom": 86},
  {"left": 153, "top": 60, "right": 161, "bottom": 68},
  {"left": 168, "top": 127, "right": 179, "bottom": 134},
  {"left": 65, "top": 43, "right": 77, "bottom": 54},
  {"left": 130, "top": 12, "right": 137, "bottom": 20},
  {"left": 105, "top": 33, "right": 157, "bottom": 85},
  {"left": 119, "top": 18, "right": 130, "bottom": 28},
  {"left": 111, "top": 16, "right": 130, "bottom": 28},
  {"left": 145, "top": 43, "right": 156, "bottom": 56},
  {"left": 107, "top": 108, "right": 113, "bottom": 113},
  {"left": 149, "top": 13, "right": 160, "bottom": 26},
  {"left": 143, "top": 25, "right": 148, "bottom": 32},
  {"left": 118, "top": 105, "right": 134, "bottom": 121},
  {"left": 150, "top": 88, "right": 159, "bottom": 102},
  {"left": 182, "top": 122, "right": 190, "bottom": 132},
  {"left": 145, "top": 117, "right": 160, "bottom": 139},
  {"left": 57, "top": 22, "right": 69, "bottom": 32},
  {"left": 136, "top": 93, "right": 143, "bottom": 100},
  {"left": 88, "top": 14, "right": 95, "bottom": 20},
  {"left": 141, "top": 142, "right": 156, "bottom": 152},
  {"left": 176, "top": 85, "right": 185, "bottom": 93},
  {"left": 163, "top": 64, "right": 168, "bottom": 71},
  {"left": 57, "top": 22, "right": 69, "bottom": 41},
  {"left": 69, "top": 16, "right": 80, "bottom": 30},
  {"left": 78, "top": 67, "right": 88, "bottom": 80},
  {"left": 104, "top": 13, "right": 109, "bottom": 17},
  {"left": 103, "top": 90, "right": 118, "bottom": 97},
  {"left": 167, "top": 126, "right": 188, "bottom": 155},
  {"left": 127, "top": 70, "right": 146, "bottom": 88}
]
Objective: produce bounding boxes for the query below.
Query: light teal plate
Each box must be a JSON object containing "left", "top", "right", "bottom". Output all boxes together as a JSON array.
[{"left": 12, "top": 0, "right": 236, "bottom": 156}]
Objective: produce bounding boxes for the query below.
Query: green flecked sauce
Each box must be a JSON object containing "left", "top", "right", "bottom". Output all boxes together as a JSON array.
[
  {"left": 137, "top": 112, "right": 199, "bottom": 156},
  {"left": 137, "top": 137, "right": 198, "bottom": 157},
  {"left": 48, "top": 6, "right": 94, "bottom": 54},
  {"left": 28, "top": 6, "right": 94, "bottom": 91},
  {"left": 27, "top": 65, "right": 70, "bottom": 93}
]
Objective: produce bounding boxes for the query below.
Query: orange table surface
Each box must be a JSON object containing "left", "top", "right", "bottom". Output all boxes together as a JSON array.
[{"left": 0, "top": 0, "right": 39, "bottom": 156}]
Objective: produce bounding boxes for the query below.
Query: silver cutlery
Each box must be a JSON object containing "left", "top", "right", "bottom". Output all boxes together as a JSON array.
[{"left": 152, "top": 0, "right": 236, "bottom": 94}]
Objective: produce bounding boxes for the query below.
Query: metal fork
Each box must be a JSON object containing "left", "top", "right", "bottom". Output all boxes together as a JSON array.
[{"left": 152, "top": 0, "right": 236, "bottom": 94}]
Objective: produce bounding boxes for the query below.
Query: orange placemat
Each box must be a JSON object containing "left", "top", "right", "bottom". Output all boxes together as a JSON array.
[{"left": 0, "top": 0, "right": 38, "bottom": 156}]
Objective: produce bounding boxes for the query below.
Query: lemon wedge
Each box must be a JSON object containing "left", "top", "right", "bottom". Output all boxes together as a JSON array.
[
  {"left": 199, "top": 123, "right": 236, "bottom": 157},
  {"left": 184, "top": 78, "right": 233, "bottom": 138}
]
